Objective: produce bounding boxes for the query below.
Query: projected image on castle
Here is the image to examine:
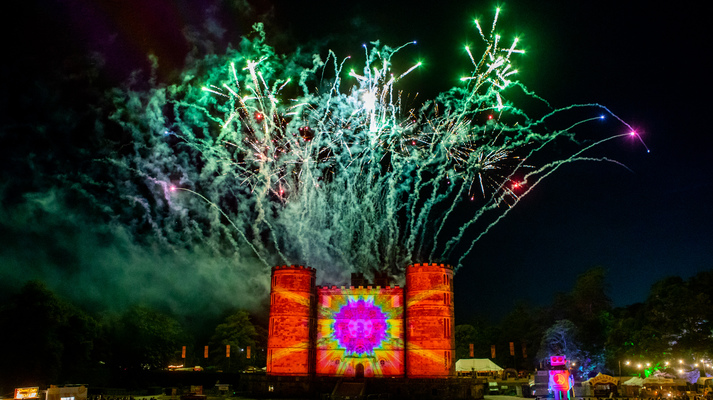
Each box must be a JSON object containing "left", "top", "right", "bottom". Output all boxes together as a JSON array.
[
  {"left": 317, "top": 286, "right": 404, "bottom": 377},
  {"left": 333, "top": 298, "right": 388, "bottom": 355},
  {"left": 267, "top": 264, "right": 454, "bottom": 378}
]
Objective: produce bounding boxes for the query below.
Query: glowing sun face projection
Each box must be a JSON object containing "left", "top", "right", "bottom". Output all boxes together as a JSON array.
[
  {"left": 334, "top": 298, "right": 387, "bottom": 355},
  {"left": 317, "top": 287, "right": 404, "bottom": 377}
]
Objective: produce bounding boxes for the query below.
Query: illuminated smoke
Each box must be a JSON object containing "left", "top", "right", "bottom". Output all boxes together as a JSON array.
[
  {"left": 102, "top": 10, "right": 645, "bottom": 284},
  {"left": 57, "top": 8, "right": 645, "bottom": 321}
]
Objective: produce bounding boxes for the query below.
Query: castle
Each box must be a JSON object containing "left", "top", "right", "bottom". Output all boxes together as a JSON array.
[{"left": 266, "top": 263, "right": 455, "bottom": 379}]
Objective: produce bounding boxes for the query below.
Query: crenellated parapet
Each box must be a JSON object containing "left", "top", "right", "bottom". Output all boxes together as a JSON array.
[
  {"left": 316, "top": 284, "right": 402, "bottom": 295},
  {"left": 272, "top": 264, "right": 316, "bottom": 272},
  {"left": 407, "top": 262, "right": 454, "bottom": 270}
]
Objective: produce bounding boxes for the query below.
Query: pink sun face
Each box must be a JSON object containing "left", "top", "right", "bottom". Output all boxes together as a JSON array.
[
  {"left": 316, "top": 287, "right": 404, "bottom": 377},
  {"left": 333, "top": 298, "right": 387, "bottom": 356}
]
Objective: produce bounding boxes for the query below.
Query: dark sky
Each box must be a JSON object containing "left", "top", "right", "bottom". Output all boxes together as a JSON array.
[{"left": 1, "top": 0, "right": 710, "bottom": 324}]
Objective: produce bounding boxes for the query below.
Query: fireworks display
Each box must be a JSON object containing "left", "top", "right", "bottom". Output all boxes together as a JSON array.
[
  {"left": 125, "top": 9, "right": 641, "bottom": 278},
  {"left": 2, "top": 2, "right": 668, "bottom": 320},
  {"left": 5, "top": 0, "right": 713, "bottom": 329}
]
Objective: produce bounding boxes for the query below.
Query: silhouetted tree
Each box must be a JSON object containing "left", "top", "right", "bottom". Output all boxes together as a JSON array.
[
  {"left": 538, "top": 319, "right": 581, "bottom": 366},
  {"left": 500, "top": 301, "right": 544, "bottom": 369},
  {"left": 455, "top": 324, "right": 478, "bottom": 361},
  {"left": 109, "top": 304, "right": 185, "bottom": 370},
  {"left": 614, "top": 272, "right": 713, "bottom": 364},
  {"left": 209, "top": 310, "right": 258, "bottom": 371},
  {"left": 0, "top": 281, "right": 98, "bottom": 390},
  {"left": 569, "top": 267, "right": 612, "bottom": 374}
]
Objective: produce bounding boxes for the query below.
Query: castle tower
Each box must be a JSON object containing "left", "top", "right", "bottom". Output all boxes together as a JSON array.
[
  {"left": 404, "top": 263, "right": 455, "bottom": 378},
  {"left": 267, "top": 265, "right": 316, "bottom": 376}
]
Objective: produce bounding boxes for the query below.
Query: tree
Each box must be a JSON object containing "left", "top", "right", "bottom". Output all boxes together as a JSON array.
[
  {"left": 109, "top": 304, "right": 185, "bottom": 370},
  {"left": 499, "top": 301, "right": 544, "bottom": 369},
  {"left": 455, "top": 324, "right": 479, "bottom": 361},
  {"left": 571, "top": 267, "right": 612, "bottom": 320},
  {"left": 604, "top": 302, "right": 646, "bottom": 374},
  {"left": 632, "top": 273, "right": 713, "bottom": 362},
  {"left": 564, "top": 267, "right": 613, "bottom": 374},
  {"left": 0, "top": 281, "right": 98, "bottom": 390},
  {"left": 538, "top": 320, "right": 581, "bottom": 366},
  {"left": 600, "top": 270, "right": 713, "bottom": 380},
  {"left": 56, "top": 302, "right": 100, "bottom": 381},
  {"left": 209, "top": 310, "right": 258, "bottom": 371}
]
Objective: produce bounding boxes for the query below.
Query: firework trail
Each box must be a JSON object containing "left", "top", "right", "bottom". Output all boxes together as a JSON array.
[{"left": 113, "top": 11, "right": 644, "bottom": 279}]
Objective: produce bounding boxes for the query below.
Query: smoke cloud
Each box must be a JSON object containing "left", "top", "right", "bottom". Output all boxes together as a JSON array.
[{"left": 1, "top": 0, "right": 633, "bottom": 322}]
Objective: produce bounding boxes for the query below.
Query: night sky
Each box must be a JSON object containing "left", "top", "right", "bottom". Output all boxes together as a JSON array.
[{"left": 1, "top": 0, "right": 710, "bottom": 324}]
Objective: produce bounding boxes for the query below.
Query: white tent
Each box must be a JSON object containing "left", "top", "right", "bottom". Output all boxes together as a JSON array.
[
  {"left": 455, "top": 358, "right": 504, "bottom": 373},
  {"left": 622, "top": 377, "right": 644, "bottom": 386}
]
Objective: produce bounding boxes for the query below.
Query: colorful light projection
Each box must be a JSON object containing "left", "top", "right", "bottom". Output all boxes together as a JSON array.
[
  {"left": 316, "top": 286, "right": 404, "bottom": 377},
  {"left": 267, "top": 265, "right": 315, "bottom": 376},
  {"left": 404, "top": 263, "right": 455, "bottom": 378},
  {"left": 333, "top": 298, "right": 388, "bottom": 355}
]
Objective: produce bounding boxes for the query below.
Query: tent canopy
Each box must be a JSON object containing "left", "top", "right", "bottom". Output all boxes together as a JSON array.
[
  {"left": 622, "top": 377, "right": 644, "bottom": 386},
  {"left": 643, "top": 377, "right": 685, "bottom": 386},
  {"left": 697, "top": 377, "right": 713, "bottom": 386},
  {"left": 625, "top": 377, "right": 685, "bottom": 387},
  {"left": 456, "top": 358, "right": 504, "bottom": 372}
]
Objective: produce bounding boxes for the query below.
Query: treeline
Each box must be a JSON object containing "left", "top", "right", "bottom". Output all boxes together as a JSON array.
[
  {"left": 455, "top": 267, "right": 713, "bottom": 379},
  {"left": 1, "top": 268, "right": 711, "bottom": 392},
  {"left": 0, "top": 281, "right": 264, "bottom": 392}
]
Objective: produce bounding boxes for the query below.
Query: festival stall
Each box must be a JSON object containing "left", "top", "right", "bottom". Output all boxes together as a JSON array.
[{"left": 587, "top": 373, "right": 620, "bottom": 397}]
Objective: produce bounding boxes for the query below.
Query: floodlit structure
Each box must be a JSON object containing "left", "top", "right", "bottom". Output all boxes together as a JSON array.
[{"left": 267, "top": 263, "right": 455, "bottom": 379}]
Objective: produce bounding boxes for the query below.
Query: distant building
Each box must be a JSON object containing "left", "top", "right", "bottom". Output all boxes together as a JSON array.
[{"left": 267, "top": 263, "right": 455, "bottom": 378}]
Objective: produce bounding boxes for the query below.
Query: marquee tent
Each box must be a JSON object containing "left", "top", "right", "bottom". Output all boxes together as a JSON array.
[
  {"left": 622, "top": 377, "right": 644, "bottom": 386},
  {"left": 456, "top": 358, "right": 504, "bottom": 373}
]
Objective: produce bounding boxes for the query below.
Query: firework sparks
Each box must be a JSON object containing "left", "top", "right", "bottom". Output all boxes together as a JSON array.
[{"left": 116, "top": 11, "right": 645, "bottom": 275}]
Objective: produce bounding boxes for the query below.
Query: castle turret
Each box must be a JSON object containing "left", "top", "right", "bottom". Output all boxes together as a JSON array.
[
  {"left": 267, "top": 265, "right": 316, "bottom": 376},
  {"left": 404, "top": 263, "right": 455, "bottom": 378}
]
